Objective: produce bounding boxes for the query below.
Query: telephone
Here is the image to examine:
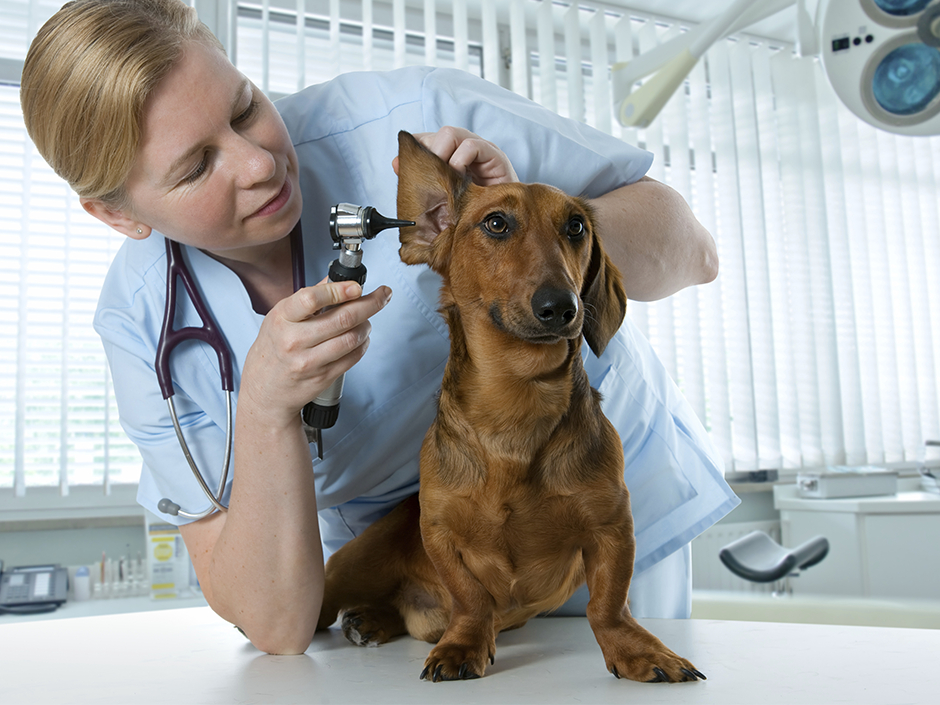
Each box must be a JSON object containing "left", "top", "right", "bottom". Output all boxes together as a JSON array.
[{"left": 0, "top": 561, "right": 68, "bottom": 614}]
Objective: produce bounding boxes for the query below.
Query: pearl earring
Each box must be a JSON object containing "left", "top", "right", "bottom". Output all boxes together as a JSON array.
[{"left": 137, "top": 228, "right": 143, "bottom": 234}]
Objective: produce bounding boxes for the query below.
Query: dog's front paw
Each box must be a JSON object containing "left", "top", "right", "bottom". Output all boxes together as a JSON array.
[
  {"left": 420, "top": 641, "right": 495, "bottom": 682},
  {"left": 597, "top": 625, "right": 706, "bottom": 684}
]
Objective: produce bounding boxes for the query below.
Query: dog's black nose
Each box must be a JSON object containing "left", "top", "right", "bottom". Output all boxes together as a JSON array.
[{"left": 531, "top": 287, "right": 579, "bottom": 330}]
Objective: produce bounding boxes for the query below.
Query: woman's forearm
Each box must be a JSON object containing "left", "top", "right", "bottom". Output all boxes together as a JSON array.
[
  {"left": 590, "top": 177, "right": 718, "bottom": 302},
  {"left": 180, "top": 280, "right": 390, "bottom": 654},
  {"left": 184, "top": 407, "right": 324, "bottom": 655}
]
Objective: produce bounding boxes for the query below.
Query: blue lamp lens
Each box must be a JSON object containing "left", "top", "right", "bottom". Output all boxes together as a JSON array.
[
  {"left": 873, "top": 0, "right": 932, "bottom": 16},
  {"left": 872, "top": 43, "right": 940, "bottom": 115}
]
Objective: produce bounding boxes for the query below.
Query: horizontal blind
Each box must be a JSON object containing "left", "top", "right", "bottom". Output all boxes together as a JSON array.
[
  {"left": 1, "top": 84, "right": 142, "bottom": 495},
  {"left": 234, "top": 0, "right": 483, "bottom": 94}
]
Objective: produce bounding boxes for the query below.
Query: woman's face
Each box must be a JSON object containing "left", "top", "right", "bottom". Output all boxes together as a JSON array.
[{"left": 117, "top": 41, "right": 302, "bottom": 263}]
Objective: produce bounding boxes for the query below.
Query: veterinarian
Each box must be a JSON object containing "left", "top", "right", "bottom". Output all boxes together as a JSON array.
[{"left": 22, "top": 0, "right": 739, "bottom": 654}]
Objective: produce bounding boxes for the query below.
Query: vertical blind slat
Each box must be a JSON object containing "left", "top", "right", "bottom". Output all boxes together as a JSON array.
[
  {"left": 509, "top": 0, "right": 527, "bottom": 98},
  {"left": 729, "top": 40, "right": 775, "bottom": 469},
  {"left": 814, "top": 52, "right": 864, "bottom": 466},
  {"left": 424, "top": 0, "right": 437, "bottom": 67},
  {"left": 363, "top": 0, "right": 374, "bottom": 73},
  {"left": 260, "top": 0, "right": 270, "bottom": 92},
  {"left": 481, "top": 0, "right": 499, "bottom": 84},
  {"left": 563, "top": 4, "right": 583, "bottom": 123},
  {"left": 296, "top": 0, "right": 305, "bottom": 90},
  {"left": 589, "top": 8, "right": 610, "bottom": 135},
  {"left": 536, "top": 0, "right": 557, "bottom": 112},
  {"left": 710, "top": 39, "right": 758, "bottom": 470},
  {"left": 453, "top": 0, "right": 468, "bottom": 73}
]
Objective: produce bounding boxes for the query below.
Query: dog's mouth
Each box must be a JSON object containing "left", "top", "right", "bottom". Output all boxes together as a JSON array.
[{"left": 488, "top": 302, "right": 583, "bottom": 344}]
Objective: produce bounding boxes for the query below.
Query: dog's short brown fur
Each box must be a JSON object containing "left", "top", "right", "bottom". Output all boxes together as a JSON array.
[{"left": 315, "top": 131, "right": 704, "bottom": 684}]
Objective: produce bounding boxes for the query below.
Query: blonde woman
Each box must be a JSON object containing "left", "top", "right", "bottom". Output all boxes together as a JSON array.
[{"left": 21, "top": 0, "right": 737, "bottom": 655}]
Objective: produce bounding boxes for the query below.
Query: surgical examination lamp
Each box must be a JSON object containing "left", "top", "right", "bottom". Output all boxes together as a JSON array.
[{"left": 613, "top": 0, "right": 940, "bottom": 137}]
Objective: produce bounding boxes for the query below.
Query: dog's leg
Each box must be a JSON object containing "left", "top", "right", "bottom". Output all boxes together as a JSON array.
[
  {"left": 582, "top": 518, "right": 705, "bottom": 683},
  {"left": 317, "top": 496, "right": 421, "bottom": 646},
  {"left": 419, "top": 525, "right": 498, "bottom": 681}
]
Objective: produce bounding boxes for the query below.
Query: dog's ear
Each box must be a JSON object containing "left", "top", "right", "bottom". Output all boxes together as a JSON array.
[
  {"left": 581, "top": 231, "right": 628, "bottom": 357},
  {"left": 396, "top": 131, "right": 470, "bottom": 273}
]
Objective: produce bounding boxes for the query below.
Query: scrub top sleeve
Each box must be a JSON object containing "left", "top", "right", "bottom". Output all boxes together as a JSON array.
[{"left": 419, "top": 68, "right": 653, "bottom": 196}]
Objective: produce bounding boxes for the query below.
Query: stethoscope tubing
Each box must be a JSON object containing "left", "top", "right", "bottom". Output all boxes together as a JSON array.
[
  {"left": 156, "top": 224, "right": 306, "bottom": 519},
  {"left": 166, "top": 391, "right": 232, "bottom": 519}
]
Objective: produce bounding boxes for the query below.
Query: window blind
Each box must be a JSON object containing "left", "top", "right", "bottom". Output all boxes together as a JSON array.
[
  {"left": 0, "top": 84, "right": 142, "bottom": 495},
  {"left": 4, "top": 0, "right": 940, "bottom": 507}
]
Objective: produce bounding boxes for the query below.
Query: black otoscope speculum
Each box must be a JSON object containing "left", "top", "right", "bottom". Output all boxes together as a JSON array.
[{"left": 300, "top": 204, "right": 414, "bottom": 459}]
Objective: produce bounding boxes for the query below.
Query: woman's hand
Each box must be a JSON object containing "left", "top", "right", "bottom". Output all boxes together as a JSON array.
[
  {"left": 239, "top": 280, "right": 393, "bottom": 428},
  {"left": 393, "top": 126, "right": 518, "bottom": 185}
]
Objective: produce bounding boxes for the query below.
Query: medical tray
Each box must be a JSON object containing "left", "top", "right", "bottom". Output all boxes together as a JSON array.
[{"left": 796, "top": 466, "right": 898, "bottom": 499}]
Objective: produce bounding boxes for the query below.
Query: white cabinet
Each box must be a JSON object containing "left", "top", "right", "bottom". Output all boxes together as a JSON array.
[{"left": 773, "top": 480, "right": 940, "bottom": 600}]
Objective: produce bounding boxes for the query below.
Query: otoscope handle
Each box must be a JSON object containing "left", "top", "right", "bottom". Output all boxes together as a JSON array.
[
  {"left": 300, "top": 258, "right": 367, "bottom": 431},
  {"left": 302, "top": 204, "right": 413, "bottom": 457}
]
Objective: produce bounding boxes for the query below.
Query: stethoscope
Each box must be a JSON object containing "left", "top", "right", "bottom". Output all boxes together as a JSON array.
[
  {"left": 155, "top": 223, "right": 307, "bottom": 520},
  {"left": 153, "top": 205, "right": 409, "bottom": 520}
]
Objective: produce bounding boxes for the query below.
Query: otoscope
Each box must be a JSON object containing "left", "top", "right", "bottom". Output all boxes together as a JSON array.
[{"left": 300, "top": 204, "right": 414, "bottom": 459}]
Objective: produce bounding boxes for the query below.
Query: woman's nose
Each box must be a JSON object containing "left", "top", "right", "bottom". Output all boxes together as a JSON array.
[{"left": 235, "top": 137, "right": 277, "bottom": 187}]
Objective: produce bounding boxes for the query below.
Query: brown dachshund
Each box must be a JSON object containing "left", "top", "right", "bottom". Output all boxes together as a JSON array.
[{"left": 315, "top": 131, "right": 705, "bottom": 684}]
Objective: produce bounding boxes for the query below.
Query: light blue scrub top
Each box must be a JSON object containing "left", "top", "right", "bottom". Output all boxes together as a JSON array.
[{"left": 94, "top": 67, "right": 739, "bottom": 590}]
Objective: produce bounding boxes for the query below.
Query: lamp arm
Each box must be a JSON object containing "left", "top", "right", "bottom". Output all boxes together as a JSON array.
[{"left": 613, "top": 0, "right": 798, "bottom": 127}]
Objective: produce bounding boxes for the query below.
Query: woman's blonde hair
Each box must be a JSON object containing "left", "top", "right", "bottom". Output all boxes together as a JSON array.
[{"left": 20, "top": 0, "right": 224, "bottom": 208}]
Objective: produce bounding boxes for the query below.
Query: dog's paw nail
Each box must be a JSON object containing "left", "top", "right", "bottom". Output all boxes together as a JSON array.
[
  {"left": 433, "top": 664, "right": 444, "bottom": 682},
  {"left": 490, "top": 654, "right": 495, "bottom": 665},
  {"left": 692, "top": 668, "right": 707, "bottom": 681},
  {"left": 646, "top": 667, "right": 671, "bottom": 683},
  {"left": 458, "top": 663, "right": 477, "bottom": 679},
  {"left": 419, "top": 665, "right": 431, "bottom": 681},
  {"left": 681, "top": 668, "right": 699, "bottom": 681},
  {"left": 611, "top": 665, "right": 621, "bottom": 679}
]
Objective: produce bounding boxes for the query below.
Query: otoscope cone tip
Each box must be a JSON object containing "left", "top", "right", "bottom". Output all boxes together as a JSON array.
[{"left": 364, "top": 208, "right": 415, "bottom": 239}]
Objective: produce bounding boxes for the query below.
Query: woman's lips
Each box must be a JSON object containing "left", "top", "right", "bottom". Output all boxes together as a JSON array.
[{"left": 250, "top": 178, "right": 292, "bottom": 219}]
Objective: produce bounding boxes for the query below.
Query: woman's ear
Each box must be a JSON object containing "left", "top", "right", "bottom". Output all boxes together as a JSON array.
[{"left": 80, "top": 197, "right": 150, "bottom": 240}]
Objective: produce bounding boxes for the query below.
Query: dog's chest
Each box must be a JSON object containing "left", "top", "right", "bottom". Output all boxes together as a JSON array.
[{"left": 431, "top": 483, "right": 618, "bottom": 584}]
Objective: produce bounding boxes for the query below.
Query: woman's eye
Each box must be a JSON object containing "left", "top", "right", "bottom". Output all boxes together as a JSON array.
[
  {"left": 567, "top": 217, "right": 586, "bottom": 240},
  {"left": 483, "top": 214, "right": 510, "bottom": 236},
  {"left": 234, "top": 100, "right": 260, "bottom": 125},
  {"left": 185, "top": 155, "right": 208, "bottom": 184}
]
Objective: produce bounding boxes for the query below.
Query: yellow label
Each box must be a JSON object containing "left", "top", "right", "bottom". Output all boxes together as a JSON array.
[{"left": 152, "top": 542, "right": 174, "bottom": 561}]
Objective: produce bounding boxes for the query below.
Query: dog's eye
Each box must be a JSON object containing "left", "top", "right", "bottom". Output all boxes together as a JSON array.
[
  {"left": 483, "top": 214, "right": 511, "bottom": 238},
  {"left": 566, "top": 217, "right": 586, "bottom": 241}
]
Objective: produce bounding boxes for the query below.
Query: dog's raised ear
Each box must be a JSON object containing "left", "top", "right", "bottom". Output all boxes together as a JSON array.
[
  {"left": 581, "top": 232, "right": 628, "bottom": 357},
  {"left": 396, "top": 131, "right": 471, "bottom": 273}
]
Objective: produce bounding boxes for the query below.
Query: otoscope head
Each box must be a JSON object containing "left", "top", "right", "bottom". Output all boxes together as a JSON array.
[{"left": 330, "top": 203, "right": 414, "bottom": 250}]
